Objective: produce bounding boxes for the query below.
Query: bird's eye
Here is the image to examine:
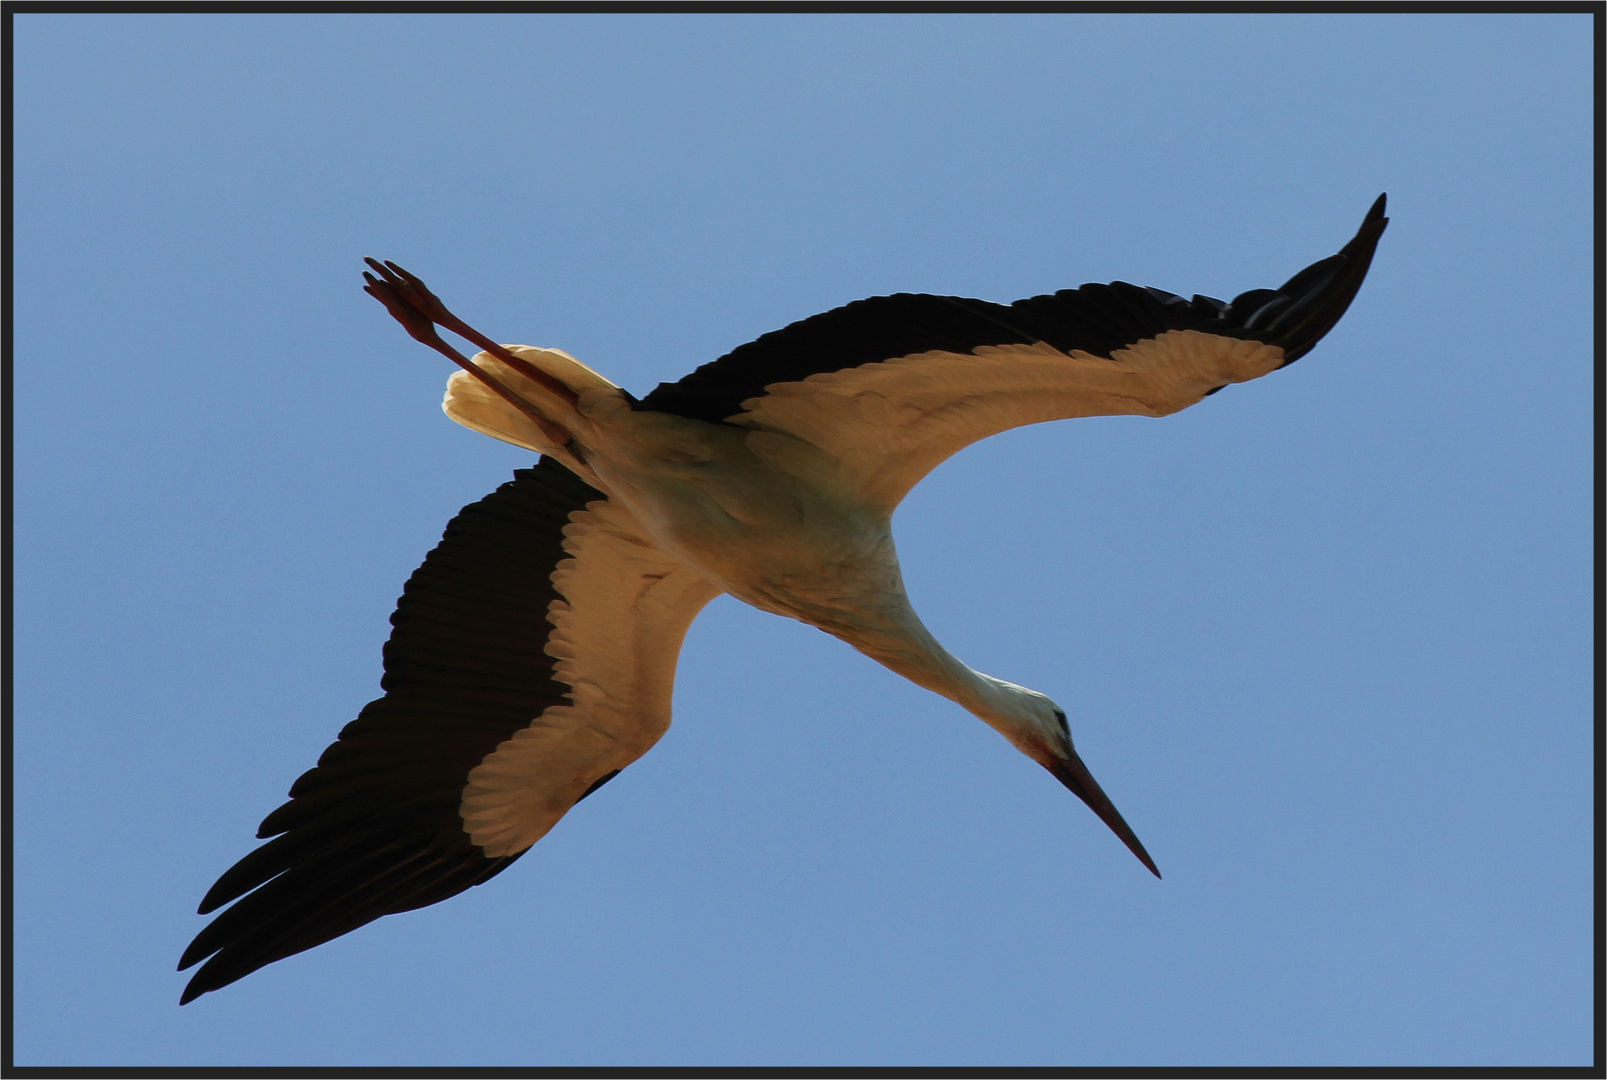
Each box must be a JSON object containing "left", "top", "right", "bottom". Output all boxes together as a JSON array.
[{"left": 1052, "top": 708, "right": 1069, "bottom": 738}]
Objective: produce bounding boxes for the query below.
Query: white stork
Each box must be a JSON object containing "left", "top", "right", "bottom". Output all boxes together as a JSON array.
[{"left": 179, "top": 196, "right": 1388, "bottom": 1003}]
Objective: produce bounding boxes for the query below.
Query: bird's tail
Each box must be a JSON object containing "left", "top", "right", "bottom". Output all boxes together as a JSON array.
[{"left": 443, "top": 345, "right": 620, "bottom": 455}]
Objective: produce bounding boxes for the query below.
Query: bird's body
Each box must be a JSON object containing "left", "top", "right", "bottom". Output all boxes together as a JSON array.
[{"left": 180, "top": 197, "right": 1388, "bottom": 1003}]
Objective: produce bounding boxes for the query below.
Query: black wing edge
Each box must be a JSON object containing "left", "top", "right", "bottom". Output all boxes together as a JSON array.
[
  {"left": 1232, "top": 191, "right": 1388, "bottom": 365},
  {"left": 637, "top": 195, "right": 1387, "bottom": 424},
  {"left": 177, "top": 457, "right": 603, "bottom": 1004}
]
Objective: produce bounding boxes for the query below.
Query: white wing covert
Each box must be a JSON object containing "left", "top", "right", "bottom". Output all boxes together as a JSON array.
[{"left": 461, "top": 496, "right": 720, "bottom": 856}]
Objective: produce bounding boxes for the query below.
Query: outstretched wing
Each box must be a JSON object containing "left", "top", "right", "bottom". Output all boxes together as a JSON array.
[
  {"left": 640, "top": 196, "right": 1387, "bottom": 509},
  {"left": 180, "top": 457, "right": 719, "bottom": 1003}
]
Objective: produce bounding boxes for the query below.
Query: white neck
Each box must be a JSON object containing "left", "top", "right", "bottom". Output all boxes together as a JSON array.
[{"left": 825, "top": 593, "right": 1040, "bottom": 741}]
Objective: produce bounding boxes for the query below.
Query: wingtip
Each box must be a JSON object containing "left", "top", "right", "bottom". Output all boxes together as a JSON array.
[
  {"left": 1358, "top": 193, "right": 1390, "bottom": 243},
  {"left": 1348, "top": 194, "right": 1390, "bottom": 250},
  {"left": 178, "top": 968, "right": 209, "bottom": 1004},
  {"left": 1259, "top": 196, "right": 1389, "bottom": 365}
]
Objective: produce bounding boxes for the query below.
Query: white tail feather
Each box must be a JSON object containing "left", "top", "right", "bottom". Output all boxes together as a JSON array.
[{"left": 441, "top": 344, "right": 620, "bottom": 454}]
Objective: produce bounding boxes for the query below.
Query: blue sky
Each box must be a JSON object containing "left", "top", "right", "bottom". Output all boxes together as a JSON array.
[{"left": 11, "top": 12, "right": 1592, "bottom": 1068}]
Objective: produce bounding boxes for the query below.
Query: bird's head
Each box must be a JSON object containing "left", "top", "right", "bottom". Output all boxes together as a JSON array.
[{"left": 990, "top": 683, "right": 1162, "bottom": 879}]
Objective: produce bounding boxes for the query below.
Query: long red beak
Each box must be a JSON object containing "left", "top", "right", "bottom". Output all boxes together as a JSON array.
[{"left": 1046, "top": 751, "right": 1161, "bottom": 878}]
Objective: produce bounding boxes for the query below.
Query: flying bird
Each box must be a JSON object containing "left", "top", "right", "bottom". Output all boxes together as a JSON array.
[{"left": 179, "top": 196, "right": 1388, "bottom": 1003}]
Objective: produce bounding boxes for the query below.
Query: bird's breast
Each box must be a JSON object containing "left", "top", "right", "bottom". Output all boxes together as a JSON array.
[{"left": 584, "top": 408, "right": 904, "bottom": 629}]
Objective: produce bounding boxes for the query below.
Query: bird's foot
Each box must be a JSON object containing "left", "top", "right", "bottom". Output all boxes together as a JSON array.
[{"left": 361, "top": 261, "right": 453, "bottom": 352}]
